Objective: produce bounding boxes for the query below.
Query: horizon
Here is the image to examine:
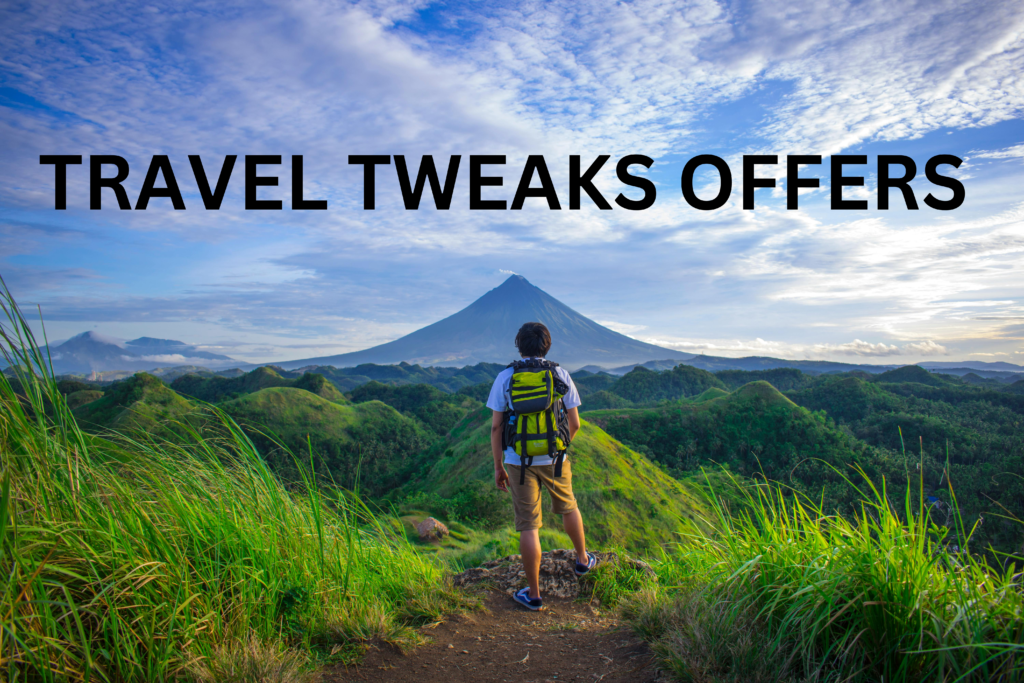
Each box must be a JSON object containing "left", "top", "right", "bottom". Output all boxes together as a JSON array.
[
  {"left": 33, "top": 275, "right": 1024, "bottom": 371},
  {"left": 2, "top": 1, "right": 1023, "bottom": 365}
]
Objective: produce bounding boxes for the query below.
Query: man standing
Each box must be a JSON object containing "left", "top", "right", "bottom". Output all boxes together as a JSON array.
[{"left": 487, "top": 321, "right": 596, "bottom": 611}]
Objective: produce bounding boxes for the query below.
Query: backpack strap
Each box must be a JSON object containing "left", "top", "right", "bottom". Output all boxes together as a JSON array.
[{"left": 519, "top": 454, "right": 533, "bottom": 485}]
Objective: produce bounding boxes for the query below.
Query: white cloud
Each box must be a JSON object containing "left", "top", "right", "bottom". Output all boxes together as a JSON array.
[
  {"left": 971, "top": 143, "right": 1024, "bottom": 160},
  {"left": 645, "top": 335, "right": 947, "bottom": 359},
  {"left": 594, "top": 319, "right": 648, "bottom": 335},
  {"left": 901, "top": 340, "right": 949, "bottom": 356},
  {"left": 2, "top": 0, "right": 1023, "bottom": 363}
]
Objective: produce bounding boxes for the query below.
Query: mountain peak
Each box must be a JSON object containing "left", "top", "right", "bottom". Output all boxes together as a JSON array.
[
  {"left": 126, "top": 337, "right": 188, "bottom": 347},
  {"left": 495, "top": 273, "right": 534, "bottom": 291},
  {"left": 68, "top": 331, "right": 125, "bottom": 347},
  {"left": 279, "top": 276, "right": 692, "bottom": 369}
]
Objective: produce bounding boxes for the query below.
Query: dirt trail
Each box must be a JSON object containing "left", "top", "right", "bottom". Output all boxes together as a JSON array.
[{"left": 326, "top": 590, "right": 662, "bottom": 683}]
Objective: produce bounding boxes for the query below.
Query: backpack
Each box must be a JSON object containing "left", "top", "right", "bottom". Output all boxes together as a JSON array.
[{"left": 501, "top": 358, "right": 573, "bottom": 485}]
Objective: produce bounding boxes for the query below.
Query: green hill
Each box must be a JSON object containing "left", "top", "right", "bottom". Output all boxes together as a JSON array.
[
  {"left": 581, "top": 389, "right": 635, "bottom": 410},
  {"left": 347, "top": 380, "right": 481, "bottom": 436},
  {"left": 787, "top": 374, "right": 1024, "bottom": 553},
  {"left": 691, "top": 386, "right": 730, "bottom": 403},
  {"left": 873, "top": 364, "right": 947, "bottom": 386},
  {"left": 288, "top": 361, "right": 507, "bottom": 393},
  {"left": 585, "top": 381, "right": 881, "bottom": 513},
  {"left": 73, "top": 373, "right": 198, "bottom": 434},
  {"left": 571, "top": 370, "right": 620, "bottom": 397},
  {"left": 66, "top": 389, "right": 104, "bottom": 410},
  {"left": 171, "top": 366, "right": 347, "bottom": 403},
  {"left": 220, "top": 387, "right": 433, "bottom": 497},
  {"left": 408, "top": 406, "right": 709, "bottom": 553},
  {"left": 715, "top": 367, "right": 811, "bottom": 391},
  {"left": 610, "top": 364, "right": 725, "bottom": 404}
]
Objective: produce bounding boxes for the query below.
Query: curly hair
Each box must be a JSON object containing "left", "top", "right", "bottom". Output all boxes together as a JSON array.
[{"left": 515, "top": 322, "right": 552, "bottom": 357}]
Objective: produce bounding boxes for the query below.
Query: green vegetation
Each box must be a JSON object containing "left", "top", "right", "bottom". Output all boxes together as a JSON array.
[
  {"left": 0, "top": 285, "right": 469, "bottom": 682},
  {"left": 74, "top": 372, "right": 199, "bottom": 435},
  {"left": 171, "top": 366, "right": 347, "bottom": 403},
  {"left": 5, "top": 275, "right": 1023, "bottom": 682},
  {"left": 622, "top": 474, "right": 1023, "bottom": 682},
  {"left": 56, "top": 379, "right": 100, "bottom": 395},
  {"left": 295, "top": 361, "right": 505, "bottom": 393},
  {"left": 65, "top": 389, "right": 104, "bottom": 409},
  {"left": 67, "top": 369, "right": 436, "bottom": 500},
  {"left": 715, "top": 367, "right": 810, "bottom": 391},
  {"left": 454, "top": 381, "right": 491, "bottom": 402},
  {"left": 570, "top": 369, "right": 620, "bottom": 397},
  {"left": 347, "top": 380, "right": 481, "bottom": 436},
  {"left": 586, "top": 382, "right": 877, "bottom": 504},
  {"left": 220, "top": 388, "right": 434, "bottom": 497},
  {"left": 787, "top": 372, "right": 1024, "bottom": 553},
  {"left": 610, "top": 365, "right": 726, "bottom": 404},
  {"left": 404, "top": 406, "right": 710, "bottom": 554},
  {"left": 587, "top": 365, "right": 1024, "bottom": 556}
]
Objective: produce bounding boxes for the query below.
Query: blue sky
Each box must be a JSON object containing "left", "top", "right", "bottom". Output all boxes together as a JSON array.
[{"left": 1, "top": 0, "right": 1023, "bottom": 365}]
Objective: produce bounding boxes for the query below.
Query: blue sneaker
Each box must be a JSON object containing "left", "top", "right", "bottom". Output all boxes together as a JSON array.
[
  {"left": 512, "top": 587, "right": 543, "bottom": 611},
  {"left": 575, "top": 553, "right": 598, "bottom": 577}
]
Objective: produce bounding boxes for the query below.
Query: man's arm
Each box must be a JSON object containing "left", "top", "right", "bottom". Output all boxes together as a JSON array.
[
  {"left": 567, "top": 407, "right": 580, "bottom": 441},
  {"left": 491, "top": 410, "right": 509, "bottom": 491}
]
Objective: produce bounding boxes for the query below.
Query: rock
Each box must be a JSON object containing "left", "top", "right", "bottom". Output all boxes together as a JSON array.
[
  {"left": 453, "top": 549, "right": 620, "bottom": 599},
  {"left": 416, "top": 517, "right": 449, "bottom": 541}
]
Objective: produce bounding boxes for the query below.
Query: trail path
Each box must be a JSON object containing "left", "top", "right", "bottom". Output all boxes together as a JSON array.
[
  {"left": 326, "top": 591, "right": 661, "bottom": 683},
  {"left": 326, "top": 551, "right": 664, "bottom": 683}
]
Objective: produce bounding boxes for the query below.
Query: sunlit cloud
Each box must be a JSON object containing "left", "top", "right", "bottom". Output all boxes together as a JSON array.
[{"left": 1, "top": 0, "right": 1022, "bottom": 363}]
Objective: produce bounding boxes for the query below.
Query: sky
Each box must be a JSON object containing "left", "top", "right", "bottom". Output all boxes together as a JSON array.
[{"left": 1, "top": 0, "right": 1023, "bottom": 366}]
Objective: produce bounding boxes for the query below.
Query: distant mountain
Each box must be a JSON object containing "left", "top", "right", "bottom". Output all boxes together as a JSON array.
[
  {"left": 918, "top": 360, "right": 1024, "bottom": 373},
  {"left": 44, "top": 331, "right": 244, "bottom": 375},
  {"left": 591, "top": 356, "right": 1024, "bottom": 378},
  {"left": 591, "top": 355, "right": 901, "bottom": 376},
  {"left": 919, "top": 367, "right": 1022, "bottom": 382},
  {"left": 277, "top": 275, "right": 694, "bottom": 370}
]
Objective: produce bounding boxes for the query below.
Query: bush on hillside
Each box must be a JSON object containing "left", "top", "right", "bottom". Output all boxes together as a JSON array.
[
  {"left": 612, "top": 365, "right": 726, "bottom": 404},
  {"left": 349, "top": 380, "right": 480, "bottom": 436}
]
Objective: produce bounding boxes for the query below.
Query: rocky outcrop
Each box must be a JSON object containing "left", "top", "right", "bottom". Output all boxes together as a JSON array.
[
  {"left": 416, "top": 517, "right": 450, "bottom": 541},
  {"left": 453, "top": 549, "right": 654, "bottom": 599}
]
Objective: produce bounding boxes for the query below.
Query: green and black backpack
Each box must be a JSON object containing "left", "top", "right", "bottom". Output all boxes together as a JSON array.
[{"left": 501, "top": 358, "right": 573, "bottom": 484}]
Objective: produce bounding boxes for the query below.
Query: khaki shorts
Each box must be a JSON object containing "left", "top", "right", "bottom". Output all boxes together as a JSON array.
[{"left": 507, "top": 459, "right": 578, "bottom": 532}]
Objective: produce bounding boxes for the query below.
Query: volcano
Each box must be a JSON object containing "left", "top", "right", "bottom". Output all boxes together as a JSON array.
[{"left": 278, "top": 275, "right": 693, "bottom": 370}]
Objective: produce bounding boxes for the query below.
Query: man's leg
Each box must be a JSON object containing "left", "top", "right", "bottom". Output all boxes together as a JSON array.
[
  {"left": 561, "top": 508, "right": 589, "bottom": 566},
  {"left": 520, "top": 528, "right": 542, "bottom": 599},
  {"left": 508, "top": 464, "right": 544, "bottom": 601}
]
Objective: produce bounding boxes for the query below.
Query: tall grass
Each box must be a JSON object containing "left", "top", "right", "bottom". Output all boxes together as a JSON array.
[
  {"left": 623, "top": 469, "right": 1024, "bottom": 682},
  {"left": 0, "top": 280, "right": 468, "bottom": 682}
]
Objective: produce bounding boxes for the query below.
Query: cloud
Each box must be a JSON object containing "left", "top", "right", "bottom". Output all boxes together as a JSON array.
[
  {"left": 971, "top": 143, "right": 1024, "bottom": 160},
  {"left": 594, "top": 319, "right": 648, "bottom": 335},
  {"left": 1, "top": 265, "right": 105, "bottom": 293},
  {"left": 901, "top": 340, "right": 950, "bottom": 356},
  {"left": 1, "top": 0, "right": 1022, "bottom": 364},
  {"left": 646, "top": 335, "right": 948, "bottom": 359}
]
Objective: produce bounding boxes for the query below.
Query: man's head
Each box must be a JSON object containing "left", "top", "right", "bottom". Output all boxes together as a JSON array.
[{"left": 515, "top": 322, "right": 552, "bottom": 358}]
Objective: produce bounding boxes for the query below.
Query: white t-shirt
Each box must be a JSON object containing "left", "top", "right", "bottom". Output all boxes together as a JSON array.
[{"left": 486, "top": 359, "right": 582, "bottom": 466}]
